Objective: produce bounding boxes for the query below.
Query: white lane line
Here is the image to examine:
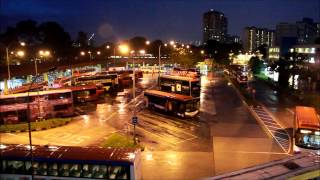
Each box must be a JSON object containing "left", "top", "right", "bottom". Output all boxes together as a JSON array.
[{"left": 286, "top": 108, "right": 294, "bottom": 115}]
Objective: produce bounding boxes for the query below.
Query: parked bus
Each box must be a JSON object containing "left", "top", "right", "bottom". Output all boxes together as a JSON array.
[
  {"left": 294, "top": 106, "right": 320, "bottom": 154},
  {"left": 67, "top": 84, "right": 98, "bottom": 103},
  {"left": 88, "top": 72, "right": 119, "bottom": 91},
  {"left": 9, "top": 81, "right": 48, "bottom": 94},
  {"left": 159, "top": 74, "right": 200, "bottom": 97},
  {"left": 0, "top": 89, "right": 73, "bottom": 124},
  {"left": 53, "top": 77, "right": 71, "bottom": 88},
  {"left": 0, "top": 144, "right": 141, "bottom": 180},
  {"left": 144, "top": 90, "right": 200, "bottom": 118}
]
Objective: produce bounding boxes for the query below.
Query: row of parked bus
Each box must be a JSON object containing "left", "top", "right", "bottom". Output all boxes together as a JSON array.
[
  {"left": 144, "top": 69, "right": 201, "bottom": 118},
  {"left": 0, "top": 69, "right": 143, "bottom": 124}
]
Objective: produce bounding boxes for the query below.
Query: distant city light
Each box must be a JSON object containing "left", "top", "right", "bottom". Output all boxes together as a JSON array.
[{"left": 17, "top": 51, "right": 25, "bottom": 57}]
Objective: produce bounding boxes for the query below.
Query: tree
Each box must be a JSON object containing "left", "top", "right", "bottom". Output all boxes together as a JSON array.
[
  {"left": 75, "top": 31, "right": 89, "bottom": 48},
  {"left": 272, "top": 52, "right": 307, "bottom": 89},
  {"left": 38, "top": 21, "right": 72, "bottom": 58},
  {"left": 16, "top": 19, "right": 38, "bottom": 45},
  {"left": 203, "top": 40, "right": 242, "bottom": 65},
  {"left": 129, "top": 36, "right": 147, "bottom": 51},
  {"left": 248, "top": 56, "right": 264, "bottom": 74}
]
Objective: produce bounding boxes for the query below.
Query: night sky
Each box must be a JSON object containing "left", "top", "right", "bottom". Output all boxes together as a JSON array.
[{"left": 1, "top": 0, "right": 319, "bottom": 44}]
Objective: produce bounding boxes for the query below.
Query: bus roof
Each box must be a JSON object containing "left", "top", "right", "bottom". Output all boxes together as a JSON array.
[
  {"left": 160, "top": 74, "right": 199, "bottom": 82},
  {"left": 144, "top": 90, "right": 194, "bottom": 102},
  {"left": 64, "top": 84, "right": 97, "bottom": 91},
  {"left": 295, "top": 106, "right": 320, "bottom": 130},
  {"left": 0, "top": 89, "right": 72, "bottom": 99},
  {"left": 1, "top": 144, "right": 138, "bottom": 164}
]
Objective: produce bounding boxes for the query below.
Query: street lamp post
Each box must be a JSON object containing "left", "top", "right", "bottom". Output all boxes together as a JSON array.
[{"left": 6, "top": 47, "right": 11, "bottom": 81}]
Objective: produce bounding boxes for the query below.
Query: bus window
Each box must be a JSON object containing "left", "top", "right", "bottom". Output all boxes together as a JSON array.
[
  {"left": 34, "top": 162, "right": 47, "bottom": 175},
  {"left": 59, "top": 163, "right": 71, "bottom": 177},
  {"left": 92, "top": 164, "right": 107, "bottom": 179},
  {"left": 82, "top": 164, "right": 93, "bottom": 178},
  {"left": 70, "top": 164, "right": 81, "bottom": 177},
  {"left": 5, "top": 160, "right": 24, "bottom": 174},
  {"left": 48, "top": 163, "right": 58, "bottom": 176}
]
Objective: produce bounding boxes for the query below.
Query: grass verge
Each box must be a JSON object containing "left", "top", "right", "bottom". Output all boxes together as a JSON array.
[
  {"left": 0, "top": 118, "right": 71, "bottom": 133},
  {"left": 101, "top": 133, "right": 144, "bottom": 150}
]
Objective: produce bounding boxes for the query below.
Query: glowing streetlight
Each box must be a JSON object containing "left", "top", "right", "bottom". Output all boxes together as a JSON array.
[
  {"left": 17, "top": 51, "right": 25, "bottom": 57},
  {"left": 145, "top": 41, "right": 150, "bottom": 45},
  {"left": 139, "top": 50, "right": 145, "bottom": 55},
  {"left": 164, "top": 43, "right": 168, "bottom": 47},
  {"left": 20, "top": 42, "right": 26, "bottom": 46},
  {"left": 201, "top": 50, "right": 205, "bottom": 54},
  {"left": 186, "top": 45, "right": 190, "bottom": 49},
  {"left": 173, "top": 45, "right": 177, "bottom": 48},
  {"left": 106, "top": 45, "right": 110, "bottom": 49},
  {"left": 39, "top": 50, "right": 50, "bottom": 57},
  {"left": 44, "top": 50, "right": 50, "bottom": 56},
  {"left": 97, "top": 51, "right": 101, "bottom": 55},
  {"left": 190, "top": 50, "right": 193, "bottom": 53},
  {"left": 119, "top": 44, "right": 129, "bottom": 54},
  {"left": 170, "top": 41, "right": 175, "bottom": 45},
  {"left": 80, "top": 51, "right": 85, "bottom": 56}
]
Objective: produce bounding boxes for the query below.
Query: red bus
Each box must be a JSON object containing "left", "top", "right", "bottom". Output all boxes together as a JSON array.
[
  {"left": 75, "top": 73, "right": 119, "bottom": 92},
  {"left": 0, "top": 144, "right": 141, "bottom": 180},
  {"left": 0, "top": 89, "right": 73, "bottom": 124},
  {"left": 67, "top": 84, "right": 98, "bottom": 103},
  {"left": 108, "top": 70, "right": 142, "bottom": 87},
  {"left": 9, "top": 81, "right": 48, "bottom": 94},
  {"left": 144, "top": 90, "right": 200, "bottom": 118},
  {"left": 294, "top": 106, "right": 320, "bottom": 153},
  {"left": 53, "top": 77, "right": 71, "bottom": 88}
]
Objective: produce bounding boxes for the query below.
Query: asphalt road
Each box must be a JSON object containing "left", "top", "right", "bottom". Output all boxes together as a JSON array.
[{"left": 0, "top": 72, "right": 289, "bottom": 179}]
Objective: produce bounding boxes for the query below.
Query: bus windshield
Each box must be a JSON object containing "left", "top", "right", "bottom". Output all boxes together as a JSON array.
[
  {"left": 295, "top": 106, "right": 320, "bottom": 150},
  {"left": 295, "top": 130, "right": 320, "bottom": 150},
  {"left": 185, "top": 100, "right": 200, "bottom": 112}
]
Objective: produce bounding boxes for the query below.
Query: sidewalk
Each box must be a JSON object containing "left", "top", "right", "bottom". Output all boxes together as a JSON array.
[
  {"left": 254, "top": 74, "right": 320, "bottom": 113},
  {"left": 207, "top": 152, "right": 320, "bottom": 180}
]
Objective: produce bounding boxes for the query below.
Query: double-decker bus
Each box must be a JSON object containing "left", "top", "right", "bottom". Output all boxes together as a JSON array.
[
  {"left": 0, "top": 144, "right": 141, "bottom": 180},
  {"left": 159, "top": 74, "right": 200, "bottom": 98},
  {"left": 9, "top": 81, "right": 48, "bottom": 94},
  {"left": 108, "top": 70, "right": 142, "bottom": 87},
  {"left": 144, "top": 90, "right": 200, "bottom": 118},
  {"left": 53, "top": 77, "right": 71, "bottom": 88},
  {"left": 67, "top": 84, "right": 98, "bottom": 103},
  {"left": 294, "top": 106, "right": 320, "bottom": 154},
  {"left": 0, "top": 89, "right": 73, "bottom": 124}
]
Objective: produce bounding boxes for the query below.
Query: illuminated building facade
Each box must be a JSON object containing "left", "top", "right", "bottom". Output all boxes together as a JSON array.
[
  {"left": 243, "top": 26, "right": 275, "bottom": 52},
  {"left": 203, "top": 9, "right": 228, "bottom": 43}
]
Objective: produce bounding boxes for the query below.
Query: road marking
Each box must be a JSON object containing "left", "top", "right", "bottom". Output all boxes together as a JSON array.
[
  {"left": 252, "top": 106, "right": 291, "bottom": 154},
  {"left": 286, "top": 108, "right": 294, "bottom": 115},
  {"left": 140, "top": 114, "right": 198, "bottom": 138}
]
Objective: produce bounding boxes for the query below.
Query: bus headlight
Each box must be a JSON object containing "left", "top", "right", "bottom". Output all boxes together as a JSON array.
[{"left": 300, "top": 129, "right": 312, "bottom": 134}]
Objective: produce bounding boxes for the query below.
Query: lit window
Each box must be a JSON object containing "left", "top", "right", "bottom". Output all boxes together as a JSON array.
[
  {"left": 310, "top": 48, "right": 315, "bottom": 54},
  {"left": 309, "top": 57, "right": 315, "bottom": 63}
]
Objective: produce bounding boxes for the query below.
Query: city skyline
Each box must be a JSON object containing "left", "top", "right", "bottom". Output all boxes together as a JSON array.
[{"left": 1, "top": 0, "right": 320, "bottom": 44}]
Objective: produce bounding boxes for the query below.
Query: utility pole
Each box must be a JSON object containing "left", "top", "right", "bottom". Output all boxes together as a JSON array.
[{"left": 6, "top": 47, "right": 11, "bottom": 81}]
